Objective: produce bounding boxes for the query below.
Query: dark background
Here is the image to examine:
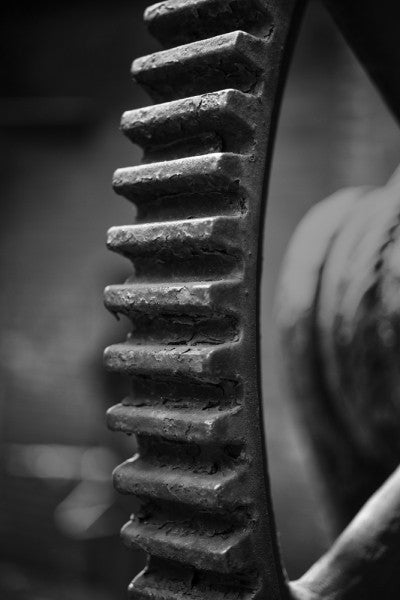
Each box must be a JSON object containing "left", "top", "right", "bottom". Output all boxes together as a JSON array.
[{"left": 1, "top": 1, "right": 399, "bottom": 597}]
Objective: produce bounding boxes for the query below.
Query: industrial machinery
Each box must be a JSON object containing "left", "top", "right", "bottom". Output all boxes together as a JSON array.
[{"left": 104, "top": 1, "right": 400, "bottom": 598}]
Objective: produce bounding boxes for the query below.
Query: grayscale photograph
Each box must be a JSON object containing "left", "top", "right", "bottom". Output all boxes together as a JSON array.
[{"left": 2, "top": 1, "right": 400, "bottom": 598}]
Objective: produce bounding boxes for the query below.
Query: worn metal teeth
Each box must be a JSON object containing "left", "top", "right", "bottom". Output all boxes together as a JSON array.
[
  {"left": 112, "top": 154, "right": 253, "bottom": 223},
  {"left": 120, "top": 90, "right": 259, "bottom": 160},
  {"left": 106, "top": 216, "right": 244, "bottom": 279},
  {"left": 145, "top": 0, "right": 273, "bottom": 47},
  {"left": 104, "top": 280, "right": 241, "bottom": 318},
  {"left": 113, "top": 152, "right": 251, "bottom": 211},
  {"left": 107, "top": 403, "right": 243, "bottom": 445},
  {"left": 129, "top": 559, "right": 258, "bottom": 600},
  {"left": 107, "top": 0, "right": 302, "bottom": 598},
  {"left": 113, "top": 455, "right": 249, "bottom": 511},
  {"left": 121, "top": 513, "right": 253, "bottom": 574},
  {"left": 104, "top": 342, "right": 240, "bottom": 381},
  {"left": 104, "top": 280, "right": 241, "bottom": 346},
  {"left": 132, "top": 31, "right": 268, "bottom": 102}
]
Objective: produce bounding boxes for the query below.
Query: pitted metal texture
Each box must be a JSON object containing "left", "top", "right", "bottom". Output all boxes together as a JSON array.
[
  {"left": 104, "top": 1, "right": 304, "bottom": 598},
  {"left": 104, "top": 0, "right": 400, "bottom": 598}
]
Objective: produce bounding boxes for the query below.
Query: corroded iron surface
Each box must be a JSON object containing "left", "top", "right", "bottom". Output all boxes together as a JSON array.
[{"left": 104, "top": 0, "right": 305, "bottom": 598}]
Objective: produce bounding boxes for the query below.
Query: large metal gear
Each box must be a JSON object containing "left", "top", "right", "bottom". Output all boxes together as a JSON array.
[{"left": 104, "top": 1, "right": 400, "bottom": 598}]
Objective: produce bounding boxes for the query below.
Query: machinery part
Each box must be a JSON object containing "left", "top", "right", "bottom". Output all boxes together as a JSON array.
[
  {"left": 104, "top": 0, "right": 400, "bottom": 598},
  {"left": 278, "top": 170, "right": 400, "bottom": 599},
  {"left": 277, "top": 170, "right": 400, "bottom": 528},
  {"left": 105, "top": 1, "right": 305, "bottom": 598},
  {"left": 105, "top": 0, "right": 300, "bottom": 600}
]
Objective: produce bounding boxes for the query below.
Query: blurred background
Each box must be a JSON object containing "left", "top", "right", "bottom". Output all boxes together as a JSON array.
[{"left": 1, "top": 1, "right": 399, "bottom": 597}]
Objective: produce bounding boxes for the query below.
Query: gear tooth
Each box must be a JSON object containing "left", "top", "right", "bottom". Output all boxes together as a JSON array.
[
  {"left": 106, "top": 216, "right": 242, "bottom": 264},
  {"left": 121, "top": 516, "right": 253, "bottom": 574},
  {"left": 112, "top": 153, "right": 253, "bottom": 222},
  {"left": 131, "top": 32, "right": 269, "bottom": 102},
  {"left": 144, "top": 0, "right": 272, "bottom": 48},
  {"left": 112, "top": 153, "right": 250, "bottom": 205},
  {"left": 128, "top": 562, "right": 258, "bottom": 600},
  {"left": 113, "top": 456, "right": 250, "bottom": 511},
  {"left": 104, "top": 279, "right": 241, "bottom": 318},
  {"left": 106, "top": 0, "right": 304, "bottom": 596},
  {"left": 104, "top": 342, "right": 240, "bottom": 382},
  {"left": 107, "top": 403, "right": 243, "bottom": 445},
  {"left": 120, "top": 90, "right": 259, "bottom": 159}
]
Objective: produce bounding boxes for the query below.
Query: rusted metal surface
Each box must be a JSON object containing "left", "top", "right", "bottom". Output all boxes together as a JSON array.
[{"left": 105, "top": 0, "right": 306, "bottom": 598}]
